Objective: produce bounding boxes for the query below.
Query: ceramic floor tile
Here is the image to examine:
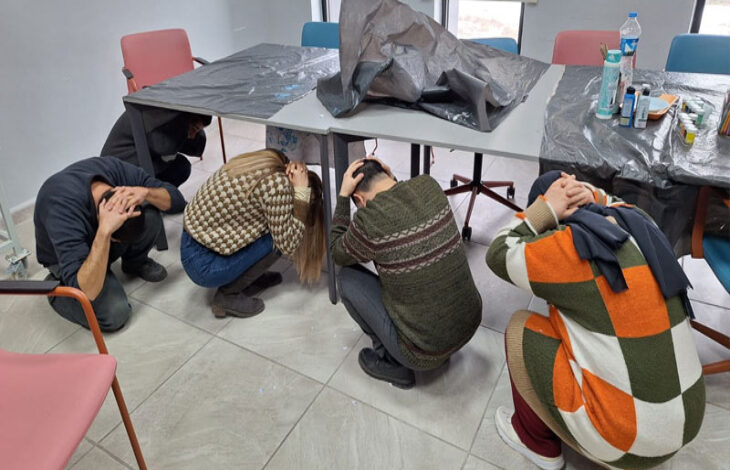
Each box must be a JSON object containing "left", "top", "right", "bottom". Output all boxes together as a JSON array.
[
  {"left": 69, "top": 447, "right": 129, "bottom": 470},
  {"left": 130, "top": 262, "right": 231, "bottom": 334},
  {"left": 219, "top": 118, "right": 266, "bottom": 141},
  {"left": 64, "top": 439, "right": 95, "bottom": 469},
  {"left": 453, "top": 194, "right": 522, "bottom": 248},
  {"left": 690, "top": 301, "right": 730, "bottom": 410},
  {"left": 654, "top": 403, "right": 730, "bottom": 469},
  {"left": 50, "top": 300, "right": 211, "bottom": 441},
  {"left": 329, "top": 327, "right": 505, "bottom": 450},
  {"left": 481, "top": 156, "right": 539, "bottom": 208},
  {"left": 462, "top": 455, "right": 501, "bottom": 470},
  {"left": 465, "top": 243, "right": 532, "bottom": 332},
  {"left": 684, "top": 256, "right": 730, "bottom": 309},
  {"left": 428, "top": 148, "right": 488, "bottom": 185},
  {"left": 178, "top": 166, "right": 214, "bottom": 202},
  {"left": 266, "top": 387, "right": 466, "bottom": 470},
  {"left": 527, "top": 296, "right": 550, "bottom": 316},
  {"left": 100, "top": 338, "right": 322, "bottom": 470},
  {"left": 0, "top": 293, "right": 80, "bottom": 353},
  {"left": 219, "top": 268, "right": 362, "bottom": 383}
]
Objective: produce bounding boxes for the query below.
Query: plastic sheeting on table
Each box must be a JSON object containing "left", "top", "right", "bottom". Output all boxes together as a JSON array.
[
  {"left": 316, "top": 0, "right": 549, "bottom": 132},
  {"left": 124, "top": 43, "right": 339, "bottom": 119},
  {"left": 540, "top": 66, "right": 730, "bottom": 255}
]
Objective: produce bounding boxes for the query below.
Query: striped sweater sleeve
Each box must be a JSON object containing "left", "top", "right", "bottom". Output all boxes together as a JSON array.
[
  {"left": 261, "top": 173, "right": 308, "bottom": 257},
  {"left": 329, "top": 196, "right": 376, "bottom": 266}
]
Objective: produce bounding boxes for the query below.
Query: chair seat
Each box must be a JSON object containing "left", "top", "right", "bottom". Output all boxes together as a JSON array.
[
  {"left": 0, "top": 350, "right": 116, "bottom": 469},
  {"left": 704, "top": 236, "right": 730, "bottom": 293}
]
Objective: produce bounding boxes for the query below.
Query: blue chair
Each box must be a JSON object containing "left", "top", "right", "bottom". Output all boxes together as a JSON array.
[
  {"left": 691, "top": 186, "right": 730, "bottom": 375},
  {"left": 470, "top": 37, "right": 518, "bottom": 55},
  {"left": 665, "top": 34, "right": 730, "bottom": 75},
  {"left": 301, "top": 22, "right": 340, "bottom": 49}
]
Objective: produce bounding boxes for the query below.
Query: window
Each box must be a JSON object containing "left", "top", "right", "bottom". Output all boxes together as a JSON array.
[
  {"left": 455, "top": 1, "right": 522, "bottom": 42},
  {"left": 699, "top": 0, "right": 730, "bottom": 35}
]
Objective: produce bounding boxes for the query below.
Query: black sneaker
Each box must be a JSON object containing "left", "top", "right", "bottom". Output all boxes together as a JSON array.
[
  {"left": 122, "top": 258, "right": 167, "bottom": 282},
  {"left": 358, "top": 348, "right": 415, "bottom": 389},
  {"left": 243, "top": 271, "right": 284, "bottom": 296}
]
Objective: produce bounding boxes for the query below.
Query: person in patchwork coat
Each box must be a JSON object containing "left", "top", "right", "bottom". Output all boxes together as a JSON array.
[{"left": 486, "top": 171, "right": 704, "bottom": 470}]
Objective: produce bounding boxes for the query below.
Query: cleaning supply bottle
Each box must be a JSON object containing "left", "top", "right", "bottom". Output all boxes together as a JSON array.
[
  {"left": 634, "top": 84, "right": 651, "bottom": 128},
  {"left": 617, "top": 12, "right": 641, "bottom": 107},
  {"left": 596, "top": 49, "right": 622, "bottom": 119},
  {"left": 619, "top": 86, "right": 636, "bottom": 127}
]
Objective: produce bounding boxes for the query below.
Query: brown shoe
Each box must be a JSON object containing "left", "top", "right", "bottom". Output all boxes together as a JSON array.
[{"left": 211, "top": 289, "right": 264, "bottom": 318}]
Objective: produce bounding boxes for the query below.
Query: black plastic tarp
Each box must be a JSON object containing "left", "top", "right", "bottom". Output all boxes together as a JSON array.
[
  {"left": 125, "top": 43, "right": 339, "bottom": 119},
  {"left": 316, "top": 0, "right": 550, "bottom": 132},
  {"left": 540, "top": 66, "right": 730, "bottom": 254}
]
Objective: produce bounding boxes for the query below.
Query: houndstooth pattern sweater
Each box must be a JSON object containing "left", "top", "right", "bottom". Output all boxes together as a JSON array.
[{"left": 184, "top": 166, "right": 310, "bottom": 256}]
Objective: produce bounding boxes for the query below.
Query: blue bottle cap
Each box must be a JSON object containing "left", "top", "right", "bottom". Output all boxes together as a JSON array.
[
  {"left": 606, "top": 50, "right": 621, "bottom": 63},
  {"left": 629, "top": 12, "right": 638, "bottom": 17}
]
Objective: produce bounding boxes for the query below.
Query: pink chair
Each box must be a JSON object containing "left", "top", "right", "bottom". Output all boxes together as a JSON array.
[
  {"left": 0, "top": 281, "right": 147, "bottom": 469},
  {"left": 121, "top": 28, "right": 227, "bottom": 163},
  {"left": 552, "top": 30, "right": 636, "bottom": 66}
]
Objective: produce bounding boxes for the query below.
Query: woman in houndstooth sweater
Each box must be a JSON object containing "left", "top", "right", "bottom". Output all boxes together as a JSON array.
[{"left": 181, "top": 149, "right": 326, "bottom": 318}]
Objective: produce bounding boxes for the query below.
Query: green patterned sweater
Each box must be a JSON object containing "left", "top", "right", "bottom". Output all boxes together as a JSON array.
[{"left": 330, "top": 175, "right": 482, "bottom": 369}]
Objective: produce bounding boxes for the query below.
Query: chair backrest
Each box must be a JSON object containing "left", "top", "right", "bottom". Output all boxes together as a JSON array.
[
  {"left": 666, "top": 34, "right": 730, "bottom": 75},
  {"left": 470, "top": 37, "right": 519, "bottom": 55},
  {"left": 121, "top": 28, "right": 194, "bottom": 94},
  {"left": 301, "top": 21, "right": 340, "bottom": 49},
  {"left": 552, "top": 30, "right": 623, "bottom": 66}
]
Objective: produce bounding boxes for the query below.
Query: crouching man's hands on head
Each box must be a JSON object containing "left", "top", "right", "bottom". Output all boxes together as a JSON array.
[
  {"left": 98, "top": 197, "right": 141, "bottom": 239},
  {"left": 339, "top": 160, "right": 365, "bottom": 198},
  {"left": 544, "top": 173, "right": 595, "bottom": 220},
  {"left": 106, "top": 186, "right": 149, "bottom": 214}
]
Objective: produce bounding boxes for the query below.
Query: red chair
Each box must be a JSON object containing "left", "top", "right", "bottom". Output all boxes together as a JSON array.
[
  {"left": 0, "top": 281, "right": 147, "bottom": 469},
  {"left": 552, "top": 30, "right": 636, "bottom": 67},
  {"left": 121, "top": 28, "right": 227, "bottom": 163}
]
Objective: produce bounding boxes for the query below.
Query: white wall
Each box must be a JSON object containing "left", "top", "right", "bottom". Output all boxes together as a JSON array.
[
  {"left": 0, "top": 0, "right": 312, "bottom": 211},
  {"left": 521, "top": 0, "right": 696, "bottom": 70}
]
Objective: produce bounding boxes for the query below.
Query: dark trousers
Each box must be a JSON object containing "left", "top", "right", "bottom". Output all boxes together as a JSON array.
[
  {"left": 157, "top": 154, "right": 192, "bottom": 187},
  {"left": 337, "top": 265, "right": 421, "bottom": 370},
  {"left": 47, "top": 208, "right": 163, "bottom": 331}
]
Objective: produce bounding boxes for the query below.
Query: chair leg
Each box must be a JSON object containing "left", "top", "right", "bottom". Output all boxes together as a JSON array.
[
  {"left": 478, "top": 184, "right": 523, "bottom": 212},
  {"left": 691, "top": 319, "right": 730, "bottom": 348},
  {"left": 218, "top": 117, "right": 227, "bottom": 164},
  {"left": 111, "top": 376, "right": 147, "bottom": 469},
  {"left": 702, "top": 360, "right": 730, "bottom": 375}
]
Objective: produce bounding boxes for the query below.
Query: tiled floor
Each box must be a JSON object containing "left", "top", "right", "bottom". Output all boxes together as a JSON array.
[{"left": 1, "top": 119, "right": 728, "bottom": 469}]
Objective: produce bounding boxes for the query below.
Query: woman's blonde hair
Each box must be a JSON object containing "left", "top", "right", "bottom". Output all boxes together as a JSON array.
[{"left": 224, "top": 149, "right": 326, "bottom": 284}]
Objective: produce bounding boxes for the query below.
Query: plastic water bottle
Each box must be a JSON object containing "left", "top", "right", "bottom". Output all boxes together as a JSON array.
[
  {"left": 617, "top": 12, "right": 641, "bottom": 107},
  {"left": 596, "top": 50, "right": 621, "bottom": 119}
]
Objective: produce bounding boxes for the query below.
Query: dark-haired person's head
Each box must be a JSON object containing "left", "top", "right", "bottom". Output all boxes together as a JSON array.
[
  {"left": 98, "top": 189, "right": 147, "bottom": 243},
  {"left": 351, "top": 159, "right": 394, "bottom": 208}
]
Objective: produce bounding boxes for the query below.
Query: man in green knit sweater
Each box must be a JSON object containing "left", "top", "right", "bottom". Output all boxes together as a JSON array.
[{"left": 331, "top": 158, "right": 482, "bottom": 388}]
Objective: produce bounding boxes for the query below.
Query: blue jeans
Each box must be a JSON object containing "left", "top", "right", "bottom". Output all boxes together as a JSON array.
[{"left": 180, "top": 229, "right": 274, "bottom": 288}]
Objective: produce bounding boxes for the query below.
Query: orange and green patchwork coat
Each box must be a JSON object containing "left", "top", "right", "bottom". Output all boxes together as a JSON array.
[{"left": 486, "top": 186, "right": 705, "bottom": 469}]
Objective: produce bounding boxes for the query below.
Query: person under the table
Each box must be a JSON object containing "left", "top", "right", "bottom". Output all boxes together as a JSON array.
[
  {"left": 485, "top": 171, "right": 704, "bottom": 470},
  {"left": 330, "top": 158, "right": 482, "bottom": 389},
  {"left": 101, "top": 110, "right": 211, "bottom": 187},
  {"left": 181, "top": 149, "right": 326, "bottom": 318},
  {"left": 34, "top": 157, "right": 185, "bottom": 331}
]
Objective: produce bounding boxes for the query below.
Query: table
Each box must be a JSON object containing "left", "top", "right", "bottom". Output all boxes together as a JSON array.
[{"left": 122, "top": 43, "right": 565, "bottom": 304}]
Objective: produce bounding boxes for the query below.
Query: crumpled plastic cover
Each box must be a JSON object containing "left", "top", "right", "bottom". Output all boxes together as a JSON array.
[
  {"left": 316, "top": 0, "right": 549, "bottom": 131},
  {"left": 540, "top": 66, "right": 730, "bottom": 254},
  {"left": 125, "top": 43, "right": 339, "bottom": 119}
]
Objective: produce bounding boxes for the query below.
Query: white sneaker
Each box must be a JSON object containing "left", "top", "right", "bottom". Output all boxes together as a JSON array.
[{"left": 495, "top": 406, "right": 565, "bottom": 470}]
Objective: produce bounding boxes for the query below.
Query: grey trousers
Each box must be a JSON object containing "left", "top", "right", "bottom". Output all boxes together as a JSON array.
[
  {"left": 46, "top": 208, "right": 162, "bottom": 331},
  {"left": 337, "top": 265, "right": 422, "bottom": 370}
]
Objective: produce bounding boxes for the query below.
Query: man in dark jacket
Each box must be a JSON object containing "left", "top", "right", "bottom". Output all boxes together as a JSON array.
[
  {"left": 101, "top": 110, "right": 211, "bottom": 187},
  {"left": 34, "top": 157, "right": 186, "bottom": 331}
]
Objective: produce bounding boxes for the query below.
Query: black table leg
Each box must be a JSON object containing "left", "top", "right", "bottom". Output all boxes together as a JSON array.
[
  {"left": 423, "top": 145, "right": 432, "bottom": 175},
  {"left": 318, "top": 134, "right": 337, "bottom": 304},
  {"left": 333, "top": 134, "right": 350, "bottom": 195},
  {"left": 410, "top": 144, "right": 420, "bottom": 178},
  {"left": 124, "top": 101, "right": 168, "bottom": 251}
]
